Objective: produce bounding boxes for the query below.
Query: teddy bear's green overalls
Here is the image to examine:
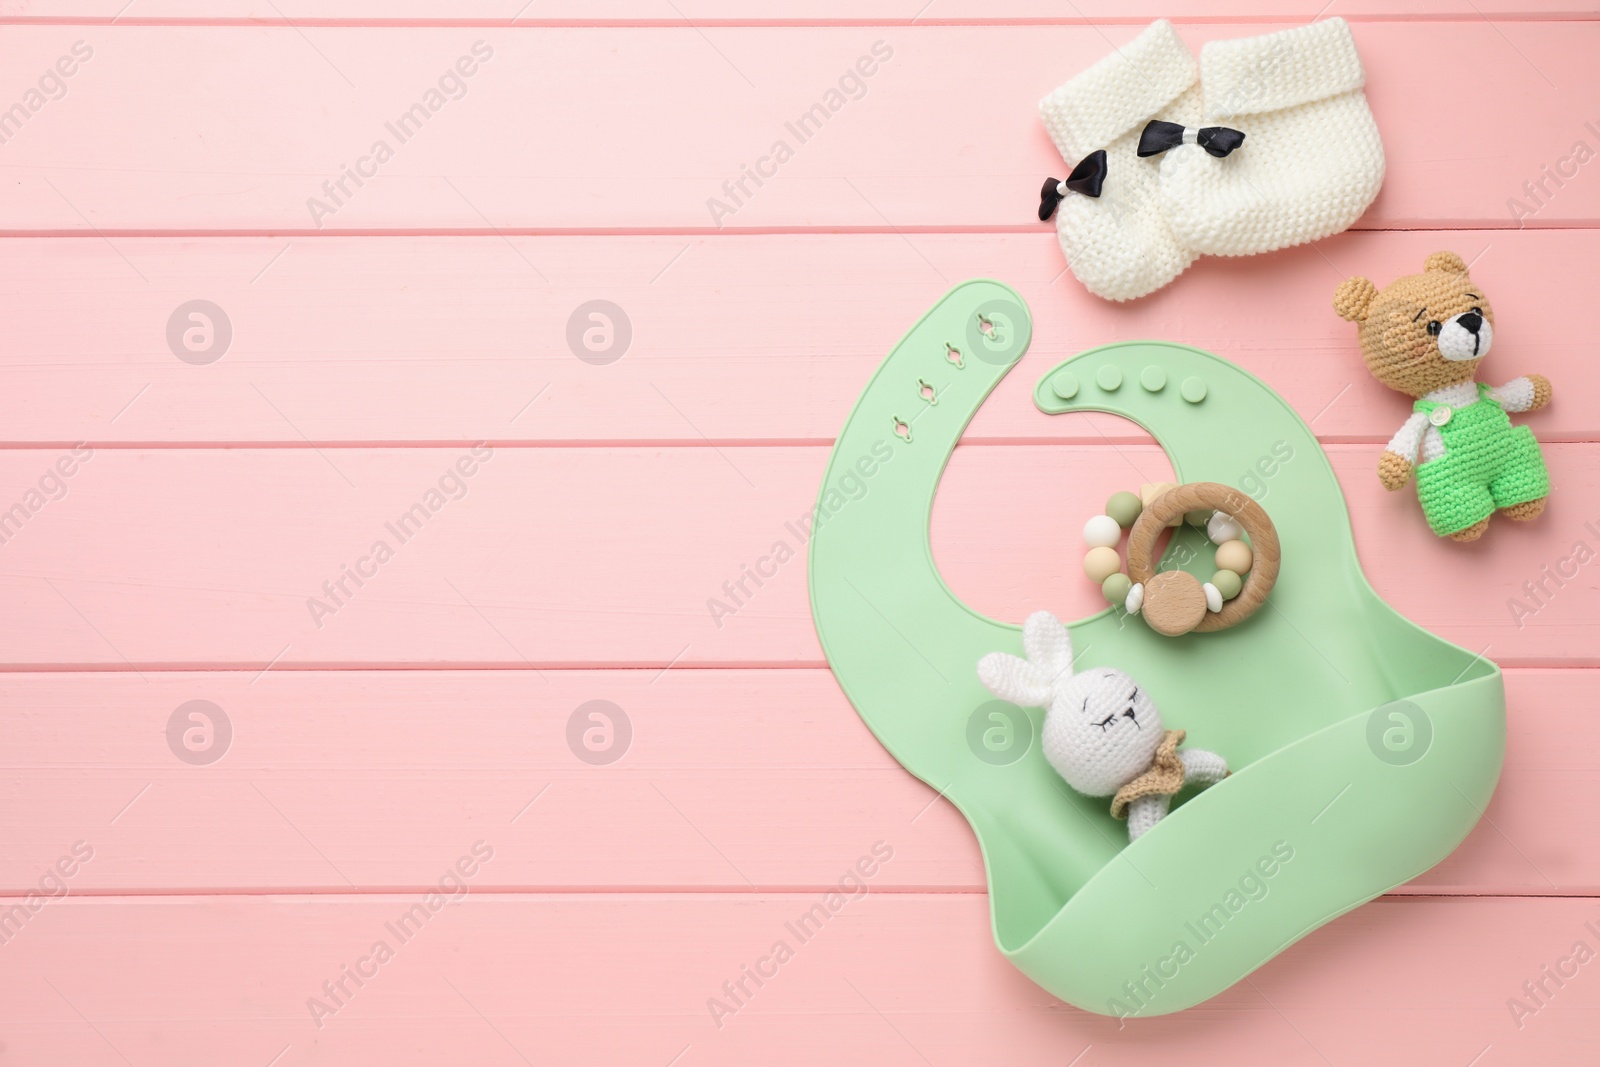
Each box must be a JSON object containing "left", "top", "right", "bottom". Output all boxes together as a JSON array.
[{"left": 1412, "top": 384, "right": 1549, "bottom": 536}]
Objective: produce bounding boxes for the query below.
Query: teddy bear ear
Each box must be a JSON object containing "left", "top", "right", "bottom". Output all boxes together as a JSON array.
[
  {"left": 1333, "top": 276, "right": 1378, "bottom": 322},
  {"left": 1424, "top": 251, "right": 1469, "bottom": 275}
]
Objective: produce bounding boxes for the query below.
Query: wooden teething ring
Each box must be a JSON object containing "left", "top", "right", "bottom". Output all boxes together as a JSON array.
[{"left": 1124, "top": 482, "right": 1281, "bottom": 636}]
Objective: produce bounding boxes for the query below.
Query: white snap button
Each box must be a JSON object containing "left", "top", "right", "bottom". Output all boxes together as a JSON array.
[{"left": 1429, "top": 406, "right": 1452, "bottom": 427}]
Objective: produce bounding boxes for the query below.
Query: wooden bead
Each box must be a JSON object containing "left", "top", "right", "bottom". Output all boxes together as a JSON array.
[
  {"left": 1082, "top": 514, "right": 1122, "bottom": 548},
  {"left": 1141, "top": 570, "right": 1208, "bottom": 636},
  {"left": 1105, "top": 491, "right": 1143, "bottom": 529},
  {"left": 1215, "top": 539, "right": 1254, "bottom": 574},
  {"left": 1211, "top": 568, "right": 1242, "bottom": 600},
  {"left": 1083, "top": 546, "right": 1122, "bottom": 584},
  {"left": 1101, "top": 572, "right": 1132, "bottom": 605},
  {"left": 1140, "top": 482, "right": 1182, "bottom": 527}
]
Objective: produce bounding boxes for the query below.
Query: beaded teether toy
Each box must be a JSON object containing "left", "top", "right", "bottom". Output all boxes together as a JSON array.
[{"left": 1082, "top": 481, "right": 1280, "bottom": 637}]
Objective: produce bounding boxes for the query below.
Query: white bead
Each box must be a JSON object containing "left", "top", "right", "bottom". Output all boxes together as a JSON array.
[
  {"left": 1203, "top": 582, "right": 1223, "bottom": 613},
  {"left": 1207, "top": 511, "right": 1243, "bottom": 544},
  {"left": 1124, "top": 582, "right": 1145, "bottom": 615},
  {"left": 1082, "top": 514, "right": 1122, "bottom": 548}
]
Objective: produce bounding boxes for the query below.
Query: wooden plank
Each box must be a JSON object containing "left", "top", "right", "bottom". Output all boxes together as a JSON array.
[
  {"left": 1, "top": 23, "right": 1594, "bottom": 231},
  {"left": 0, "top": 443, "right": 1591, "bottom": 668},
  {"left": 1, "top": 230, "right": 1591, "bottom": 447},
  {"left": 0, "top": 667, "right": 1587, "bottom": 895},
  {"left": 0, "top": 7, "right": 1588, "bottom": 1062},
  {"left": 4, "top": 1, "right": 1598, "bottom": 23},
  {"left": 0, "top": 892, "right": 1594, "bottom": 1063}
]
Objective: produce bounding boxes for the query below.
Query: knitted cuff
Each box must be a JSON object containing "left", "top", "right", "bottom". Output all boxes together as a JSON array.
[
  {"left": 1200, "top": 17, "right": 1365, "bottom": 121},
  {"left": 1038, "top": 20, "right": 1197, "bottom": 163}
]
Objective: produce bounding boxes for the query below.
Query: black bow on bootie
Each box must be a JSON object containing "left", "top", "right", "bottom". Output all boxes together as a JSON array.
[
  {"left": 1137, "top": 120, "right": 1246, "bottom": 159},
  {"left": 1037, "top": 149, "right": 1108, "bottom": 221}
]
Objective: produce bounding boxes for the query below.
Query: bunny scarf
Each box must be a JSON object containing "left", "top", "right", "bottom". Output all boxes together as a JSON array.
[{"left": 1110, "top": 729, "right": 1188, "bottom": 820}]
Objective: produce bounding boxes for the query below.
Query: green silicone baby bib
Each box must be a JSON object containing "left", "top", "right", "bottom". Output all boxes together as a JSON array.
[{"left": 808, "top": 280, "right": 1505, "bottom": 1017}]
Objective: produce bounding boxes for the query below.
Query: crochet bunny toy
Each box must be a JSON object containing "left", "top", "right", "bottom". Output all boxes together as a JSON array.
[
  {"left": 1334, "top": 251, "right": 1552, "bottom": 542},
  {"left": 977, "top": 610, "right": 1228, "bottom": 840}
]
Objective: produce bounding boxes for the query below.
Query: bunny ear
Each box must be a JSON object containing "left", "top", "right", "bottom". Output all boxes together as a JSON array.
[
  {"left": 1021, "top": 610, "right": 1074, "bottom": 678},
  {"left": 972, "top": 652, "right": 1062, "bottom": 710},
  {"left": 977, "top": 652, "right": 1055, "bottom": 708}
]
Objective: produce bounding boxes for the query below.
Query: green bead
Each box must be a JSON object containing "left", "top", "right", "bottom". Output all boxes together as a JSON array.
[
  {"left": 1102, "top": 572, "right": 1133, "bottom": 606},
  {"left": 1105, "top": 491, "right": 1143, "bottom": 528},
  {"left": 1185, "top": 509, "right": 1211, "bottom": 527},
  {"left": 1212, "top": 569, "right": 1243, "bottom": 600}
]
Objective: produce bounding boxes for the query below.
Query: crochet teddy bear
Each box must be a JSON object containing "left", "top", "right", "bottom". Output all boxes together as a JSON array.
[
  {"left": 977, "top": 610, "right": 1228, "bottom": 840},
  {"left": 1333, "top": 251, "right": 1552, "bottom": 542}
]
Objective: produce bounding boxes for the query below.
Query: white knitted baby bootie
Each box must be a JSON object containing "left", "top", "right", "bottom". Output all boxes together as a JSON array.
[
  {"left": 1154, "top": 18, "right": 1384, "bottom": 257},
  {"left": 1038, "top": 20, "right": 1201, "bottom": 302}
]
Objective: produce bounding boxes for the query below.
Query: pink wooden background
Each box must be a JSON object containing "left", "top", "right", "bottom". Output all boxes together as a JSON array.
[{"left": 1, "top": 4, "right": 1597, "bottom": 1064}]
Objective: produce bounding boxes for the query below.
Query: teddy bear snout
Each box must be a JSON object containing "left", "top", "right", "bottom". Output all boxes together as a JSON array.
[{"left": 1437, "top": 310, "right": 1492, "bottom": 361}]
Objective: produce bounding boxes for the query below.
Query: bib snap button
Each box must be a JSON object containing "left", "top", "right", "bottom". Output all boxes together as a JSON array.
[{"left": 1429, "top": 406, "right": 1452, "bottom": 427}]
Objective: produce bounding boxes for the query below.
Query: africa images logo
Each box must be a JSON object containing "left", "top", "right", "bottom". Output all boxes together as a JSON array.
[
  {"left": 705, "top": 439, "right": 894, "bottom": 629},
  {"left": 1107, "top": 841, "right": 1296, "bottom": 1018}
]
